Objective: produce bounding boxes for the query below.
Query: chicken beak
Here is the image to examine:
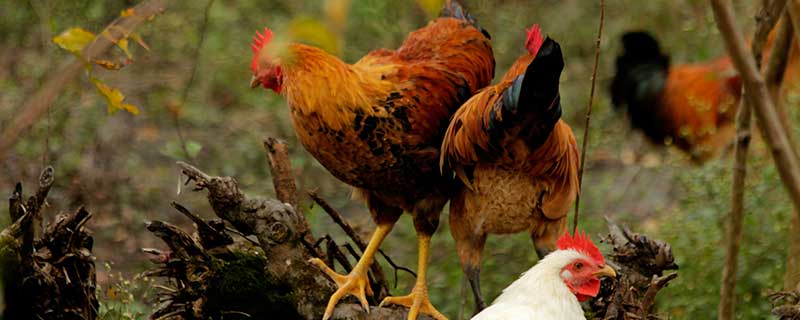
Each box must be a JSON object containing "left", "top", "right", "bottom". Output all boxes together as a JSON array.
[
  {"left": 593, "top": 265, "right": 617, "bottom": 278},
  {"left": 250, "top": 75, "right": 261, "bottom": 89}
]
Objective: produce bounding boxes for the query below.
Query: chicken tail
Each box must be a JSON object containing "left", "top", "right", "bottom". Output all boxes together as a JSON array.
[
  {"left": 610, "top": 31, "right": 670, "bottom": 111},
  {"left": 440, "top": 0, "right": 491, "bottom": 39},
  {"left": 491, "top": 37, "right": 564, "bottom": 150}
]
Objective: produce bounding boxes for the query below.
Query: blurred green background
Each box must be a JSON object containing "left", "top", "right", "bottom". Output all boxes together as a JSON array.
[{"left": 1, "top": 0, "right": 797, "bottom": 319}]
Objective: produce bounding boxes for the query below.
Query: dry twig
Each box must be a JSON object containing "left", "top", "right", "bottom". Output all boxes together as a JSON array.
[
  {"left": 711, "top": 0, "right": 800, "bottom": 218},
  {"left": 0, "top": 0, "right": 168, "bottom": 161},
  {"left": 308, "top": 190, "right": 393, "bottom": 298},
  {"left": 573, "top": 0, "right": 605, "bottom": 234},
  {"left": 719, "top": 2, "right": 788, "bottom": 319}
]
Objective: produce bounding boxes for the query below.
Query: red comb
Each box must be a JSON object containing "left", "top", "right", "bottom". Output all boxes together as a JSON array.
[
  {"left": 557, "top": 231, "right": 604, "bottom": 264},
  {"left": 525, "top": 24, "right": 544, "bottom": 55},
  {"left": 251, "top": 27, "right": 274, "bottom": 54},
  {"left": 250, "top": 27, "right": 274, "bottom": 72}
]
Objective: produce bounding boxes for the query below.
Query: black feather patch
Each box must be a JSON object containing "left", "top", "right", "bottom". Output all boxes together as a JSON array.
[
  {"left": 490, "top": 37, "right": 565, "bottom": 150},
  {"left": 610, "top": 31, "right": 669, "bottom": 110},
  {"left": 439, "top": 0, "right": 491, "bottom": 39}
]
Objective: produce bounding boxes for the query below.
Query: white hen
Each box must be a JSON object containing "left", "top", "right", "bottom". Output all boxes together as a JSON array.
[{"left": 472, "top": 232, "right": 616, "bottom": 320}]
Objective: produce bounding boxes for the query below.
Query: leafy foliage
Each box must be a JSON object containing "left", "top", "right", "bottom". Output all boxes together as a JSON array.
[
  {"left": 52, "top": 27, "right": 96, "bottom": 54},
  {"left": 0, "top": 1, "right": 795, "bottom": 319}
]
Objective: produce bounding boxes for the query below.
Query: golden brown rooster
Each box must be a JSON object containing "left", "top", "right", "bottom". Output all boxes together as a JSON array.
[
  {"left": 440, "top": 26, "right": 579, "bottom": 312},
  {"left": 249, "top": 1, "right": 495, "bottom": 319},
  {"left": 611, "top": 30, "right": 800, "bottom": 163}
]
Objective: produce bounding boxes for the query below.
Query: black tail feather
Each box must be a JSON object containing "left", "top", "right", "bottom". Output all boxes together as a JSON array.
[
  {"left": 489, "top": 37, "right": 564, "bottom": 149},
  {"left": 440, "top": 0, "right": 491, "bottom": 39},
  {"left": 610, "top": 31, "right": 669, "bottom": 109}
]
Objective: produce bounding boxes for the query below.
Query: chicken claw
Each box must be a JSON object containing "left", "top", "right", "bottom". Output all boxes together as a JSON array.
[
  {"left": 309, "top": 257, "right": 374, "bottom": 320},
  {"left": 379, "top": 233, "right": 447, "bottom": 320},
  {"left": 309, "top": 223, "right": 394, "bottom": 320},
  {"left": 379, "top": 287, "right": 447, "bottom": 320}
]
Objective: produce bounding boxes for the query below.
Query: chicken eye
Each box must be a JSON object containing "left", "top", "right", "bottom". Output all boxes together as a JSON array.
[{"left": 574, "top": 262, "right": 583, "bottom": 270}]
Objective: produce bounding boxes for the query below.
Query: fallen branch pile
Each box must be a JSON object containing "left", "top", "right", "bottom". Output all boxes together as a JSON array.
[
  {"left": 143, "top": 138, "right": 429, "bottom": 319},
  {"left": 2, "top": 167, "right": 99, "bottom": 319},
  {"left": 0, "top": 141, "right": 684, "bottom": 319},
  {"left": 770, "top": 286, "right": 800, "bottom": 319},
  {"left": 591, "top": 218, "right": 679, "bottom": 320}
]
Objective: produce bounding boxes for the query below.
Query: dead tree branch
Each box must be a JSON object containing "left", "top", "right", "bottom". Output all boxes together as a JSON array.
[
  {"left": 592, "top": 217, "right": 678, "bottom": 320},
  {"left": 0, "top": 0, "right": 168, "bottom": 161},
  {"left": 719, "top": 2, "right": 786, "bottom": 319},
  {"left": 711, "top": 0, "right": 800, "bottom": 219},
  {"left": 308, "top": 190, "right": 391, "bottom": 299},
  {"left": 2, "top": 167, "right": 98, "bottom": 320},
  {"left": 640, "top": 272, "right": 679, "bottom": 319},
  {"left": 264, "top": 137, "right": 300, "bottom": 208},
  {"left": 153, "top": 154, "right": 429, "bottom": 319},
  {"left": 770, "top": 288, "right": 800, "bottom": 319},
  {"left": 573, "top": 0, "right": 605, "bottom": 234},
  {"left": 263, "top": 138, "right": 318, "bottom": 255}
]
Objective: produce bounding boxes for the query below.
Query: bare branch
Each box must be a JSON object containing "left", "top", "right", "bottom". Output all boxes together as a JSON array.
[
  {"left": 308, "top": 190, "right": 391, "bottom": 298},
  {"left": 0, "top": 0, "right": 168, "bottom": 161},
  {"left": 640, "top": 272, "right": 679, "bottom": 318},
  {"left": 711, "top": 0, "right": 800, "bottom": 223},
  {"left": 573, "top": 0, "right": 605, "bottom": 234},
  {"left": 264, "top": 138, "right": 300, "bottom": 208},
  {"left": 718, "top": 2, "right": 788, "bottom": 319}
]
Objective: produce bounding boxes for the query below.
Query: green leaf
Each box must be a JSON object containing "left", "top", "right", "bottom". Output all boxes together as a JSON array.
[
  {"left": 289, "top": 17, "right": 340, "bottom": 55},
  {"left": 185, "top": 140, "right": 202, "bottom": 158},
  {"left": 416, "top": 0, "right": 443, "bottom": 19},
  {"left": 91, "top": 78, "right": 139, "bottom": 115},
  {"left": 53, "top": 27, "right": 96, "bottom": 55}
]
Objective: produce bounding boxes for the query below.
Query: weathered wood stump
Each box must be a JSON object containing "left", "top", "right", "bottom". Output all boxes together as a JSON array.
[
  {"left": 143, "top": 139, "right": 428, "bottom": 319},
  {"left": 590, "top": 217, "right": 679, "bottom": 320},
  {"left": 2, "top": 167, "right": 99, "bottom": 320}
]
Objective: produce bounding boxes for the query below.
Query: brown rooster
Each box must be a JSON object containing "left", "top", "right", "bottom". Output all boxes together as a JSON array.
[
  {"left": 249, "top": 1, "right": 495, "bottom": 319},
  {"left": 440, "top": 26, "right": 579, "bottom": 312},
  {"left": 611, "top": 30, "right": 800, "bottom": 163}
]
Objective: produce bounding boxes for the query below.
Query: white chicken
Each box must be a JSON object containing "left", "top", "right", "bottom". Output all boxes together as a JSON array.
[{"left": 472, "top": 231, "right": 616, "bottom": 320}]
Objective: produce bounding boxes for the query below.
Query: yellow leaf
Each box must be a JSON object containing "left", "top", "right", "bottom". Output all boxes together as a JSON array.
[
  {"left": 92, "top": 59, "right": 124, "bottom": 70},
  {"left": 121, "top": 7, "right": 135, "bottom": 17},
  {"left": 289, "top": 17, "right": 340, "bottom": 55},
  {"left": 129, "top": 33, "right": 150, "bottom": 51},
  {"left": 53, "top": 27, "right": 96, "bottom": 55},
  {"left": 91, "top": 78, "right": 139, "bottom": 115},
  {"left": 118, "top": 38, "right": 133, "bottom": 59},
  {"left": 107, "top": 287, "right": 118, "bottom": 299},
  {"left": 417, "top": 0, "right": 443, "bottom": 19},
  {"left": 324, "top": 0, "right": 350, "bottom": 32},
  {"left": 122, "top": 103, "right": 139, "bottom": 115}
]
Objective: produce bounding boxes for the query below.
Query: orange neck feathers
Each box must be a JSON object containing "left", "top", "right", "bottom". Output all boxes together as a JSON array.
[{"left": 281, "top": 44, "right": 396, "bottom": 130}]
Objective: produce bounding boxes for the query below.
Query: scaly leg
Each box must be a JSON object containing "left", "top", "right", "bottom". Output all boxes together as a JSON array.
[
  {"left": 309, "top": 223, "right": 394, "bottom": 320},
  {"left": 379, "top": 233, "right": 447, "bottom": 320}
]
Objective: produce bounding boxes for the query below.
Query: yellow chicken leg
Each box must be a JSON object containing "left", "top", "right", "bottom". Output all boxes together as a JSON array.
[
  {"left": 379, "top": 234, "right": 447, "bottom": 320},
  {"left": 309, "top": 223, "right": 393, "bottom": 320}
]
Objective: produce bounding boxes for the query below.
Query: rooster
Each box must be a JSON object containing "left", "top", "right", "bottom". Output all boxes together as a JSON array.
[
  {"left": 249, "top": 1, "right": 494, "bottom": 319},
  {"left": 471, "top": 231, "right": 616, "bottom": 320},
  {"left": 440, "top": 26, "right": 579, "bottom": 312},
  {"left": 610, "top": 30, "right": 800, "bottom": 163}
]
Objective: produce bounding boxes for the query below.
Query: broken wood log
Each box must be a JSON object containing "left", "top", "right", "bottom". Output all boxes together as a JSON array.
[
  {"left": 770, "top": 287, "right": 800, "bottom": 319},
  {"left": 139, "top": 135, "right": 444, "bottom": 319},
  {"left": 2, "top": 166, "right": 98, "bottom": 320},
  {"left": 590, "top": 217, "right": 679, "bottom": 320},
  {"left": 146, "top": 159, "right": 432, "bottom": 319}
]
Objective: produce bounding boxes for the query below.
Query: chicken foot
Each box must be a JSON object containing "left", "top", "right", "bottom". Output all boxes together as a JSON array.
[
  {"left": 309, "top": 223, "right": 394, "bottom": 320},
  {"left": 379, "top": 233, "right": 447, "bottom": 320}
]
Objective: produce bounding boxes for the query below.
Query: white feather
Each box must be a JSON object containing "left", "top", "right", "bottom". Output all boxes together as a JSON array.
[{"left": 471, "top": 249, "right": 588, "bottom": 320}]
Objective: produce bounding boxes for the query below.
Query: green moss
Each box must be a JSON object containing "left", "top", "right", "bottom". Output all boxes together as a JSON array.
[{"left": 205, "top": 251, "right": 300, "bottom": 319}]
